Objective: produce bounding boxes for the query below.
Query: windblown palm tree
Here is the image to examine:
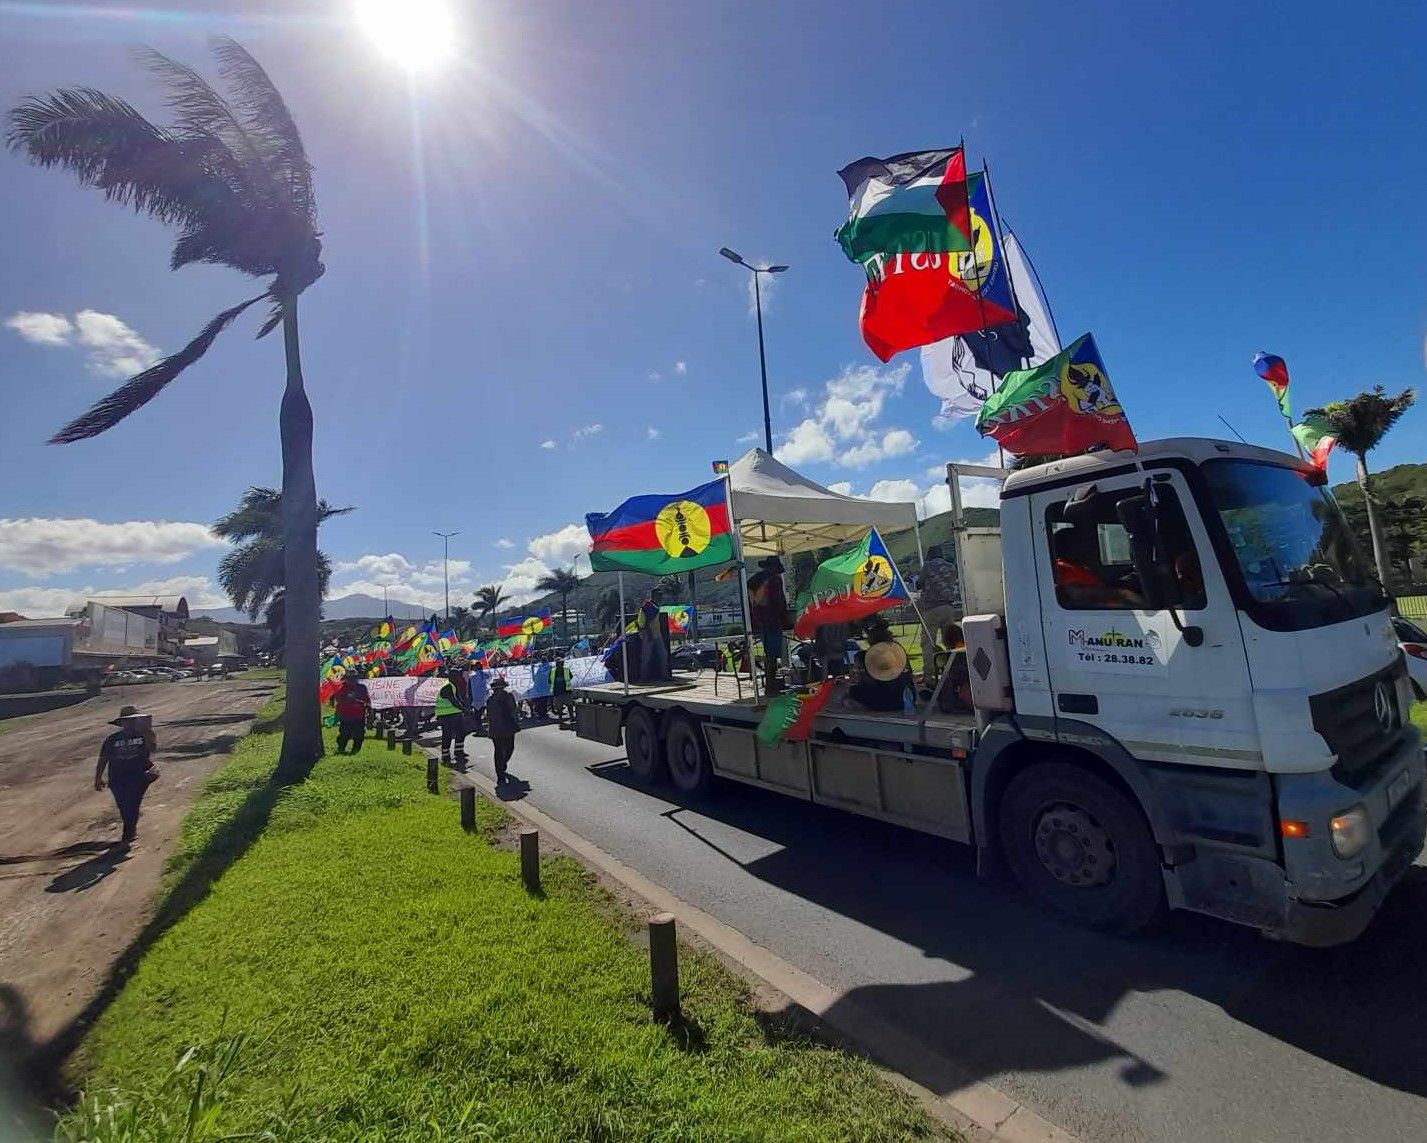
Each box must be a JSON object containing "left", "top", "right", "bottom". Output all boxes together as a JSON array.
[
  {"left": 594, "top": 587, "right": 622, "bottom": 634},
  {"left": 536, "top": 567, "right": 583, "bottom": 640},
  {"left": 473, "top": 584, "right": 507, "bottom": 631},
  {"left": 8, "top": 38, "right": 326, "bottom": 774},
  {"left": 211, "top": 486, "right": 350, "bottom": 620},
  {"left": 1306, "top": 386, "right": 1417, "bottom": 586},
  {"left": 449, "top": 605, "right": 476, "bottom": 638},
  {"left": 654, "top": 574, "right": 684, "bottom": 602}
]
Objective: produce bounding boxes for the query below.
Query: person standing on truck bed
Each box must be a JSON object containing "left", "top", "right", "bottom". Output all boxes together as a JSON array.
[
  {"left": 747, "top": 555, "right": 793, "bottom": 696},
  {"left": 485, "top": 675, "right": 521, "bottom": 784},
  {"left": 94, "top": 704, "right": 158, "bottom": 845},
  {"left": 913, "top": 545, "right": 959, "bottom": 686}
]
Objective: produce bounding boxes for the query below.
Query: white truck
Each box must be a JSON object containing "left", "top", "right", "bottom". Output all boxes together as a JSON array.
[{"left": 572, "top": 438, "right": 1424, "bottom": 945}]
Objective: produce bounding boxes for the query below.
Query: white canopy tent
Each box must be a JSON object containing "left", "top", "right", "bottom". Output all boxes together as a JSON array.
[{"left": 727, "top": 448, "right": 920, "bottom": 558}]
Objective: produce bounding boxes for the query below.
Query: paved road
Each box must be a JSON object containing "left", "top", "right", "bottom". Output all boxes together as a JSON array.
[
  {"left": 461, "top": 723, "right": 1427, "bottom": 1143},
  {"left": 0, "top": 678, "right": 277, "bottom": 1056}
]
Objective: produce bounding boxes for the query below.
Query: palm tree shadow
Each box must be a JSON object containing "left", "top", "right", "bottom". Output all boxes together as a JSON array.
[{"left": 23, "top": 765, "right": 298, "bottom": 1103}]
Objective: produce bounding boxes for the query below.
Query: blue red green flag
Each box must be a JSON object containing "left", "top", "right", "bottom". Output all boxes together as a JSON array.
[
  {"left": 1253, "top": 351, "right": 1291, "bottom": 419},
  {"left": 587, "top": 478, "right": 734, "bottom": 575}
]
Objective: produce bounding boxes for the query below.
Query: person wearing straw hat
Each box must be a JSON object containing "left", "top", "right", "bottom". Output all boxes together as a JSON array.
[
  {"left": 94, "top": 704, "right": 158, "bottom": 845},
  {"left": 485, "top": 675, "right": 521, "bottom": 784}
]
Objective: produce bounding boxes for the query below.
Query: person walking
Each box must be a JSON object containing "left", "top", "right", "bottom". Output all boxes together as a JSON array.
[
  {"left": 466, "top": 662, "right": 490, "bottom": 735},
  {"left": 94, "top": 704, "right": 158, "bottom": 845},
  {"left": 435, "top": 665, "right": 473, "bottom": 771},
  {"left": 331, "top": 670, "right": 371, "bottom": 755},
  {"left": 486, "top": 675, "right": 521, "bottom": 784},
  {"left": 551, "top": 656, "right": 572, "bottom": 726},
  {"left": 747, "top": 555, "right": 793, "bottom": 696},
  {"left": 914, "top": 544, "right": 960, "bottom": 685}
]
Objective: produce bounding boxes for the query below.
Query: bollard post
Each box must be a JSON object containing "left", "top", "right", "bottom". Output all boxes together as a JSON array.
[
  {"left": 386, "top": 728, "right": 396, "bottom": 750},
  {"left": 460, "top": 786, "right": 476, "bottom": 831},
  {"left": 648, "top": 913, "right": 680, "bottom": 1021},
  {"left": 402, "top": 738, "right": 412, "bottom": 756},
  {"left": 519, "top": 828, "right": 541, "bottom": 893},
  {"left": 426, "top": 756, "right": 439, "bottom": 793}
]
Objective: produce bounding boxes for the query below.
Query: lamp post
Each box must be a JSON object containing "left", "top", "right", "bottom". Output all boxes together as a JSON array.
[
  {"left": 719, "top": 247, "right": 788, "bottom": 454},
  {"left": 433, "top": 531, "right": 459, "bottom": 624}
]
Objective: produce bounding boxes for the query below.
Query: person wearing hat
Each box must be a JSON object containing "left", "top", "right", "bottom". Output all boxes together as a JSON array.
[
  {"left": 331, "top": 670, "right": 371, "bottom": 755},
  {"left": 94, "top": 704, "right": 158, "bottom": 844},
  {"left": 485, "top": 675, "right": 521, "bottom": 783},
  {"left": 848, "top": 620, "right": 915, "bottom": 712},
  {"left": 747, "top": 555, "right": 793, "bottom": 696},
  {"left": 435, "top": 665, "right": 473, "bottom": 770}
]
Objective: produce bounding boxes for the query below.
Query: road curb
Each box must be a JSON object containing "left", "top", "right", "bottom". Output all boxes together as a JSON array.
[{"left": 445, "top": 758, "right": 1080, "bottom": 1143}]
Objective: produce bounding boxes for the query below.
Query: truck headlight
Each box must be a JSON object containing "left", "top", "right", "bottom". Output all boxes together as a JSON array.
[{"left": 1330, "top": 805, "right": 1370, "bottom": 859}]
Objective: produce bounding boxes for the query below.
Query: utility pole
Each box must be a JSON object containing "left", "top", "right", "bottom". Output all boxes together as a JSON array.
[
  {"left": 719, "top": 247, "right": 788, "bottom": 453},
  {"left": 433, "top": 531, "right": 459, "bottom": 624}
]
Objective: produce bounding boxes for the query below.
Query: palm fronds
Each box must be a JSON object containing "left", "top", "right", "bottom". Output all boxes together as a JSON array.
[{"left": 48, "top": 293, "right": 266, "bottom": 443}]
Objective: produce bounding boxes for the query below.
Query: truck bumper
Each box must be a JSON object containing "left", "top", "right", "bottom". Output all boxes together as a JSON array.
[{"left": 1275, "top": 795, "right": 1424, "bottom": 946}]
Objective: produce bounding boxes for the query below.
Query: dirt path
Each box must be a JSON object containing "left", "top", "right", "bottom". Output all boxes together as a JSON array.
[{"left": 0, "top": 678, "right": 277, "bottom": 1061}]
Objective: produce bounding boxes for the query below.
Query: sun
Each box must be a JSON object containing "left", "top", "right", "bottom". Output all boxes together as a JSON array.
[{"left": 355, "top": 0, "right": 457, "bottom": 71}]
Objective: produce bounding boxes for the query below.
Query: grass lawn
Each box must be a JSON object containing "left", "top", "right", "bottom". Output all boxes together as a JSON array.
[
  {"left": 1411, "top": 699, "right": 1427, "bottom": 736},
  {"left": 59, "top": 686, "right": 948, "bottom": 1141}
]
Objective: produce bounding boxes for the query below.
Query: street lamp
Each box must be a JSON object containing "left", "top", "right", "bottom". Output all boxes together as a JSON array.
[
  {"left": 719, "top": 247, "right": 788, "bottom": 454},
  {"left": 433, "top": 530, "right": 459, "bottom": 624}
]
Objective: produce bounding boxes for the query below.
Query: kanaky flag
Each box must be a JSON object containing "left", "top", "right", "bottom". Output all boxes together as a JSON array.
[
  {"left": 793, "top": 529, "right": 909, "bottom": 638},
  {"left": 1291, "top": 413, "right": 1338, "bottom": 471},
  {"left": 842, "top": 166, "right": 1018, "bottom": 362},
  {"left": 587, "top": 478, "right": 734, "bottom": 575},
  {"left": 976, "top": 333, "right": 1137, "bottom": 457},
  {"left": 1253, "top": 351, "right": 1291, "bottom": 418}
]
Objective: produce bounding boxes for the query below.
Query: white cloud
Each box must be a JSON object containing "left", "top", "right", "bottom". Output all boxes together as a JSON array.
[
  {"left": 774, "top": 418, "right": 836, "bottom": 465},
  {"left": 329, "top": 551, "right": 483, "bottom": 612},
  {"left": 500, "top": 557, "right": 555, "bottom": 606},
  {"left": 772, "top": 362, "right": 915, "bottom": 470},
  {"left": 572, "top": 423, "right": 604, "bottom": 442},
  {"left": 866, "top": 478, "right": 921, "bottom": 504},
  {"left": 527, "top": 523, "right": 588, "bottom": 568},
  {"left": 837, "top": 428, "right": 919, "bottom": 469},
  {"left": 494, "top": 538, "right": 515, "bottom": 550},
  {"left": 5, "top": 311, "right": 74, "bottom": 346},
  {"left": 736, "top": 430, "right": 762, "bottom": 446},
  {"left": 826, "top": 481, "right": 854, "bottom": 496},
  {"left": 0, "top": 574, "right": 228, "bottom": 618},
  {"left": 540, "top": 439, "right": 557, "bottom": 450},
  {"left": 0, "top": 517, "right": 223, "bottom": 577},
  {"left": 647, "top": 426, "right": 662, "bottom": 441},
  {"left": 674, "top": 360, "right": 687, "bottom": 375},
  {"left": 5, "top": 309, "right": 160, "bottom": 378},
  {"left": 332, "top": 552, "right": 414, "bottom": 581},
  {"left": 780, "top": 387, "right": 809, "bottom": 409},
  {"left": 648, "top": 371, "right": 662, "bottom": 382},
  {"left": 746, "top": 267, "right": 779, "bottom": 316}
]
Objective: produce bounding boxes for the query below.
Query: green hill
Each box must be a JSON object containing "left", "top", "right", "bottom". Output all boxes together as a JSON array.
[{"left": 1331, "top": 462, "right": 1427, "bottom": 585}]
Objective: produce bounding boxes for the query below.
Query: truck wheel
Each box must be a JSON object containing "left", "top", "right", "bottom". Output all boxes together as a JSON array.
[
  {"left": 998, "top": 761, "right": 1164, "bottom": 935},
  {"left": 624, "top": 707, "right": 665, "bottom": 783},
  {"left": 666, "top": 717, "right": 714, "bottom": 798}
]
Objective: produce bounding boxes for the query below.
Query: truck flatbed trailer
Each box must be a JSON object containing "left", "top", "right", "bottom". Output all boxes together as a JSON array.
[{"left": 573, "top": 671, "right": 978, "bottom": 841}]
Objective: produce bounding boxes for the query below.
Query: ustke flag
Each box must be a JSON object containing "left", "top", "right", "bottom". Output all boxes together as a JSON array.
[
  {"left": 756, "top": 679, "right": 838, "bottom": 747},
  {"left": 976, "top": 333, "right": 1137, "bottom": 457},
  {"left": 586, "top": 478, "right": 734, "bottom": 575},
  {"left": 793, "top": 529, "right": 909, "bottom": 639},
  {"left": 837, "top": 153, "right": 1017, "bottom": 362}
]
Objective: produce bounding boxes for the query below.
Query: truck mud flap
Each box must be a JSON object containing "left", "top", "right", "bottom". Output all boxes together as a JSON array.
[{"left": 575, "top": 702, "right": 623, "bottom": 747}]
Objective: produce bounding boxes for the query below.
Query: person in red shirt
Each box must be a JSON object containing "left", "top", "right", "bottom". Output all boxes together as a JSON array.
[
  {"left": 747, "top": 555, "right": 793, "bottom": 696},
  {"left": 331, "top": 671, "right": 371, "bottom": 754}
]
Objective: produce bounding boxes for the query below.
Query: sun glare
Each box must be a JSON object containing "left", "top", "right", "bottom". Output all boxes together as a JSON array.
[{"left": 355, "top": 0, "right": 457, "bottom": 70}]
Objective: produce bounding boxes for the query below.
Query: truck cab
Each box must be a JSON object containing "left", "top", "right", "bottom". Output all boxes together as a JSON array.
[{"left": 979, "top": 438, "right": 1423, "bottom": 943}]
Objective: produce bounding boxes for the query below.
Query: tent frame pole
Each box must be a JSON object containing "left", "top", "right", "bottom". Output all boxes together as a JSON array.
[
  {"left": 618, "top": 571, "right": 630, "bottom": 697},
  {"left": 723, "top": 474, "right": 761, "bottom": 704}
]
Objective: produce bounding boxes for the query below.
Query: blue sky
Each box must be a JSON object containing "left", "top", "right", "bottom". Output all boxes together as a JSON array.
[{"left": 2, "top": 0, "right": 1424, "bottom": 617}]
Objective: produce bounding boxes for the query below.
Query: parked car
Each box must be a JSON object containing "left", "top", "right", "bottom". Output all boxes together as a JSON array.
[
  {"left": 1393, "top": 616, "right": 1427, "bottom": 700},
  {"left": 670, "top": 642, "right": 720, "bottom": 670}
]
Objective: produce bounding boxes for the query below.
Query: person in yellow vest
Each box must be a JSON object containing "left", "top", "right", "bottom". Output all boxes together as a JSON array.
[{"left": 435, "top": 666, "right": 472, "bottom": 771}]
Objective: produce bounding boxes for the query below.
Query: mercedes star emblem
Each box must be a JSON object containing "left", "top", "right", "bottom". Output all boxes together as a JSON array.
[{"left": 1373, "top": 681, "right": 1397, "bottom": 733}]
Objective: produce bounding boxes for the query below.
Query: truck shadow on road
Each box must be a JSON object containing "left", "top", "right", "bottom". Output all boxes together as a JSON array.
[{"left": 589, "top": 760, "right": 1427, "bottom": 1102}]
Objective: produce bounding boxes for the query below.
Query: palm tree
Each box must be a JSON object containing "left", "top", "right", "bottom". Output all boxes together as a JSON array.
[
  {"left": 449, "top": 605, "right": 476, "bottom": 638},
  {"left": 653, "top": 574, "right": 684, "bottom": 603},
  {"left": 8, "top": 39, "right": 326, "bottom": 775},
  {"left": 536, "top": 567, "right": 583, "bottom": 640},
  {"left": 1307, "top": 386, "right": 1417, "bottom": 586},
  {"left": 594, "top": 587, "right": 622, "bottom": 633},
  {"left": 473, "top": 584, "right": 506, "bottom": 631},
  {"left": 212, "top": 487, "right": 350, "bottom": 620}
]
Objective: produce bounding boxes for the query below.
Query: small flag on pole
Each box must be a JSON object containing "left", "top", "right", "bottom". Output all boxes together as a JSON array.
[
  {"left": 1291, "top": 413, "right": 1338, "bottom": 471},
  {"left": 711, "top": 459, "right": 730, "bottom": 475},
  {"left": 1253, "top": 352, "right": 1291, "bottom": 419}
]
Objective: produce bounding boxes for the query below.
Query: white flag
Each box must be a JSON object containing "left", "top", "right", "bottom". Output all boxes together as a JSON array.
[{"left": 921, "top": 230, "right": 1060, "bottom": 423}]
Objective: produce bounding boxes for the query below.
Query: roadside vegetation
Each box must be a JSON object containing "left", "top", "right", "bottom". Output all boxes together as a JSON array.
[{"left": 57, "top": 684, "right": 947, "bottom": 1141}]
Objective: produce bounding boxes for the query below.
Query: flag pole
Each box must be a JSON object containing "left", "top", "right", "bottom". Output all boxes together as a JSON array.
[
  {"left": 961, "top": 148, "right": 1005, "bottom": 469},
  {"left": 723, "top": 471, "right": 761, "bottom": 704},
  {"left": 617, "top": 571, "right": 630, "bottom": 697}
]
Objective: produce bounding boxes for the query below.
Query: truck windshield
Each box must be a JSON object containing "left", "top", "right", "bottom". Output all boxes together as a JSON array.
[{"left": 1202, "top": 458, "right": 1386, "bottom": 632}]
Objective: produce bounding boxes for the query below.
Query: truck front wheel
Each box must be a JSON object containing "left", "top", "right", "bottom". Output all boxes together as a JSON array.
[
  {"left": 998, "top": 761, "right": 1164, "bottom": 935},
  {"left": 665, "top": 717, "right": 714, "bottom": 798},
  {"left": 624, "top": 707, "right": 665, "bottom": 783}
]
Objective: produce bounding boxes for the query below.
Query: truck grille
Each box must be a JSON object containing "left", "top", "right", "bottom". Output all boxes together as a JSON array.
[{"left": 1310, "top": 661, "right": 1409, "bottom": 786}]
